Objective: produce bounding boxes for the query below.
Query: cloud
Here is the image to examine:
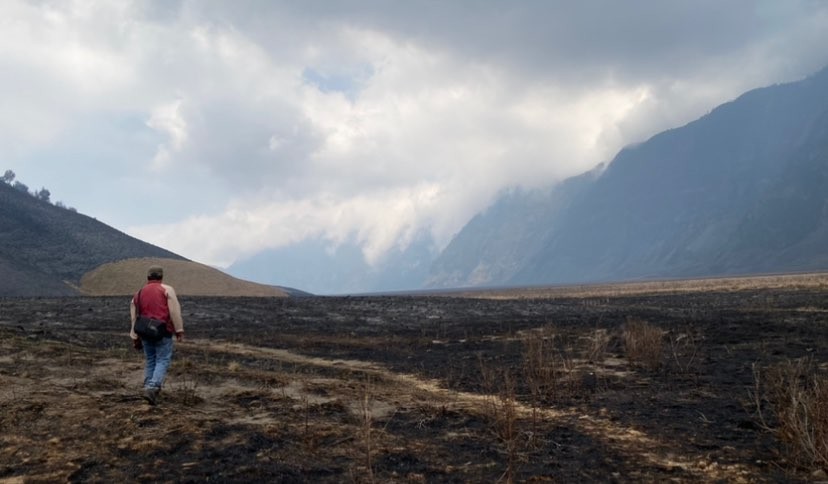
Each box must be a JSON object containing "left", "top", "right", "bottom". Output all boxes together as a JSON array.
[
  {"left": 129, "top": 182, "right": 444, "bottom": 267},
  {"left": 3, "top": 0, "right": 828, "bottom": 270},
  {"left": 146, "top": 99, "right": 188, "bottom": 170}
]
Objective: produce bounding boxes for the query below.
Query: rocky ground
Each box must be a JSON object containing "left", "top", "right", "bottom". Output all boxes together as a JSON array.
[{"left": 1, "top": 287, "right": 827, "bottom": 482}]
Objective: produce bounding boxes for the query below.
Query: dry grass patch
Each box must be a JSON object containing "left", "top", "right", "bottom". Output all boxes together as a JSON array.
[
  {"left": 667, "top": 328, "right": 703, "bottom": 375},
  {"left": 586, "top": 328, "right": 612, "bottom": 363},
  {"left": 752, "top": 358, "right": 828, "bottom": 471},
  {"left": 80, "top": 257, "right": 290, "bottom": 297},
  {"left": 449, "top": 272, "right": 828, "bottom": 299},
  {"left": 520, "top": 328, "right": 582, "bottom": 403},
  {"left": 623, "top": 319, "right": 665, "bottom": 371}
]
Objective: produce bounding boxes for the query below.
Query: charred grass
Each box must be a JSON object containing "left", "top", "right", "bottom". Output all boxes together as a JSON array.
[{"left": 1, "top": 288, "right": 827, "bottom": 482}]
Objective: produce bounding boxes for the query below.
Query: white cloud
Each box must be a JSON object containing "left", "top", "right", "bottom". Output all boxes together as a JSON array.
[
  {"left": 146, "top": 99, "right": 188, "bottom": 170},
  {"left": 129, "top": 182, "right": 443, "bottom": 267},
  {"left": 2, "top": 0, "right": 828, "bottom": 272}
]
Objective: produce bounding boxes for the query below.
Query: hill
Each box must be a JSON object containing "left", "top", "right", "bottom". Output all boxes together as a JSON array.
[
  {"left": 80, "top": 257, "right": 304, "bottom": 297},
  {"left": 0, "top": 181, "right": 185, "bottom": 296},
  {"left": 0, "top": 182, "right": 304, "bottom": 297},
  {"left": 429, "top": 66, "right": 828, "bottom": 288}
]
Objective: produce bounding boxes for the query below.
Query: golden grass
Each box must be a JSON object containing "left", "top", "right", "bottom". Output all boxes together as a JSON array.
[
  {"left": 444, "top": 272, "right": 828, "bottom": 299},
  {"left": 79, "top": 257, "right": 290, "bottom": 297},
  {"left": 623, "top": 319, "right": 665, "bottom": 371}
]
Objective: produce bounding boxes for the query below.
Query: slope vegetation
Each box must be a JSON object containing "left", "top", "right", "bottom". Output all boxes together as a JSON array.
[
  {"left": 0, "top": 181, "right": 184, "bottom": 296},
  {"left": 1, "top": 182, "right": 307, "bottom": 297},
  {"left": 80, "top": 258, "right": 300, "bottom": 297}
]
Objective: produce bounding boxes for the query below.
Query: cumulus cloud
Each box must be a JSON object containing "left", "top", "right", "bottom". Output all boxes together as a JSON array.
[{"left": 2, "top": 0, "right": 828, "bottom": 269}]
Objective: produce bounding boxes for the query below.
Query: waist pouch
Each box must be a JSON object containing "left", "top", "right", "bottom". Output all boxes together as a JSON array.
[{"left": 134, "top": 316, "right": 169, "bottom": 341}]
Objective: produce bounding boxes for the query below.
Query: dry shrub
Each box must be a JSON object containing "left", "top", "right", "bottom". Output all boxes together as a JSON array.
[
  {"left": 479, "top": 367, "right": 522, "bottom": 484},
  {"left": 349, "top": 378, "right": 386, "bottom": 483},
  {"left": 495, "top": 373, "right": 521, "bottom": 483},
  {"left": 521, "top": 329, "right": 578, "bottom": 402},
  {"left": 623, "top": 318, "right": 664, "bottom": 371},
  {"left": 668, "top": 329, "right": 703, "bottom": 375},
  {"left": 522, "top": 330, "right": 557, "bottom": 399},
  {"left": 752, "top": 358, "right": 828, "bottom": 470},
  {"left": 173, "top": 372, "right": 201, "bottom": 406},
  {"left": 358, "top": 389, "right": 375, "bottom": 483},
  {"left": 586, "top": 329, "right": 611, "bottom": 363}
]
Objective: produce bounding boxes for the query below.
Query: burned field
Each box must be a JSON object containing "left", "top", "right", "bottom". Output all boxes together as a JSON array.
[{"left": 1, "top": 287, "right": 827, "bottom": 482}]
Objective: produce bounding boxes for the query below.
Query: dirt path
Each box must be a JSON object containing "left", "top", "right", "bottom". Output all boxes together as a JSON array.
[
  {"left": 0, "top": 334, "right": 761, "bottom": 482},
  {"left": 195, "top": 339, "right": 756, "bottom": 482}
]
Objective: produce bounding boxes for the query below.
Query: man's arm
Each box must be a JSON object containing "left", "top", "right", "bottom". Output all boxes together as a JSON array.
[
  {"left": 129, "top": 298, "right": 138, "bottom": 340},
  {"left": 165, "top": 284, "right": 184, "bottom": 335}
]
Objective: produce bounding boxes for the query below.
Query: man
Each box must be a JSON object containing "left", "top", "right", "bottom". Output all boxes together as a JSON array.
[{"left": 130, "top": 265, "right": 184, "bottom": 405}]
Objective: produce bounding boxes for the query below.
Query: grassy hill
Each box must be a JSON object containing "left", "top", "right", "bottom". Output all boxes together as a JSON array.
[
  {"left": 79, "top": 258, "right": 304, "bottom": 297},
  {"left": 0, "top": 181, "right": 307, "bottom": 297}
]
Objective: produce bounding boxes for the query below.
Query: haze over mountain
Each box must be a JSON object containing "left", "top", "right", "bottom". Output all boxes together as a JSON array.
[
  {"left": 229, "top": 233, "right": 436, "bottom": 295},
  {"left": 428, "top": 66, "right": 828, "bottom": 288}
]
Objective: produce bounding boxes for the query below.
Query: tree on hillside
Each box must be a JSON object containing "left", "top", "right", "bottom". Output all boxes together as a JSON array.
[
  {"left": 35, "top": 188, "right": 51, "bottom": 202},
  {"left": 55, "top": 200, "right": 76, "bottom": 211},
  {"left": 4, "top": 171, "right": 69, "bottom": 209},
  {"left": 12, "top": 181, "right": 29, "bottom": 194}
]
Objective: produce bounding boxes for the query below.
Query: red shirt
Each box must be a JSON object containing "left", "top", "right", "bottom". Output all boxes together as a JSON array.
[{"left": 133, "top": 281, "right": 174, "bottom": 334}]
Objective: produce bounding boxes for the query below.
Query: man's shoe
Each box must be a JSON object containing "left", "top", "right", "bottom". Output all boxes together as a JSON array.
[{"left": 143, "top": 387, "right": 159, "bottom": 405}]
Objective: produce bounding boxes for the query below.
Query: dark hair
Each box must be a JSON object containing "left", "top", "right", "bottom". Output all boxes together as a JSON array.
[{"left": 147, "top": 265, "right": 164, "bottom": 280}]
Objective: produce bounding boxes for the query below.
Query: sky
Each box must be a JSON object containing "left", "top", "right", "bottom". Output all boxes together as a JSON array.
[{"left": 2, "top": 0, "right": 828, "bottom": 269}]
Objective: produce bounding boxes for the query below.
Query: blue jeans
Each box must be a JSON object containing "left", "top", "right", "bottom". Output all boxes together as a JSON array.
[{"left": 142, "top": 336, "right": 174, "bottom": 389}]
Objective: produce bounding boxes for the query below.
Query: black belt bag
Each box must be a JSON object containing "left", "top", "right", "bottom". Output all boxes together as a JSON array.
[{"left": 134, "top": 316, "right": 169, "bottom": 341}]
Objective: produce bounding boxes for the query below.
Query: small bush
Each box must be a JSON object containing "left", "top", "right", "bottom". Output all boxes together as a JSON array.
[
  {"left": 522, "top": 330, "right": 558, "bottom": 399},
  {"left": 752, "top": 358, "right": 828, "bottom": 470},
  {"left": 623, "top": 319, "right": 664, "bottom": 370},
  {"left": 586, "top": 328, "right": 611, "bottom": 363},
  {"left": 521, "top": 329, "right": 578, "bottom": 402},
  {"left": 668, "top": 329, "right": 703, "bottom": 375},
  {"left": 478, "top": 366, "right": 522, "bottom": 484}
]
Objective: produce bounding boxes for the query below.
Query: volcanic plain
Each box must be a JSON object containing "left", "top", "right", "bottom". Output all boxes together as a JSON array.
[{"left": 1, "top": 277, "right": 827, "bottom": 482}]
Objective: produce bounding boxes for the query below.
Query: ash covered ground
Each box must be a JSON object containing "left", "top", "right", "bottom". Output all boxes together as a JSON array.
[{"left": 1, "top": 288, "right": 827, "bottom": 482}]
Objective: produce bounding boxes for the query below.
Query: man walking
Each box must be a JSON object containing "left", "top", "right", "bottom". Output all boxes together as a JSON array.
[{"left": 130, "top": 265, "right": 184, "bottom": 405}]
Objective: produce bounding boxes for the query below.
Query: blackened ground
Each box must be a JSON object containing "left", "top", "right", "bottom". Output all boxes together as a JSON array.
[{"left": 0, "top": 288, "right": 826, "bottom": 482}]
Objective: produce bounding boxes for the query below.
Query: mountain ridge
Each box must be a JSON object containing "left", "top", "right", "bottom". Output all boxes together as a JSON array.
[{"left": 429, "top": 66, "right": 828, "bottom": 288}]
